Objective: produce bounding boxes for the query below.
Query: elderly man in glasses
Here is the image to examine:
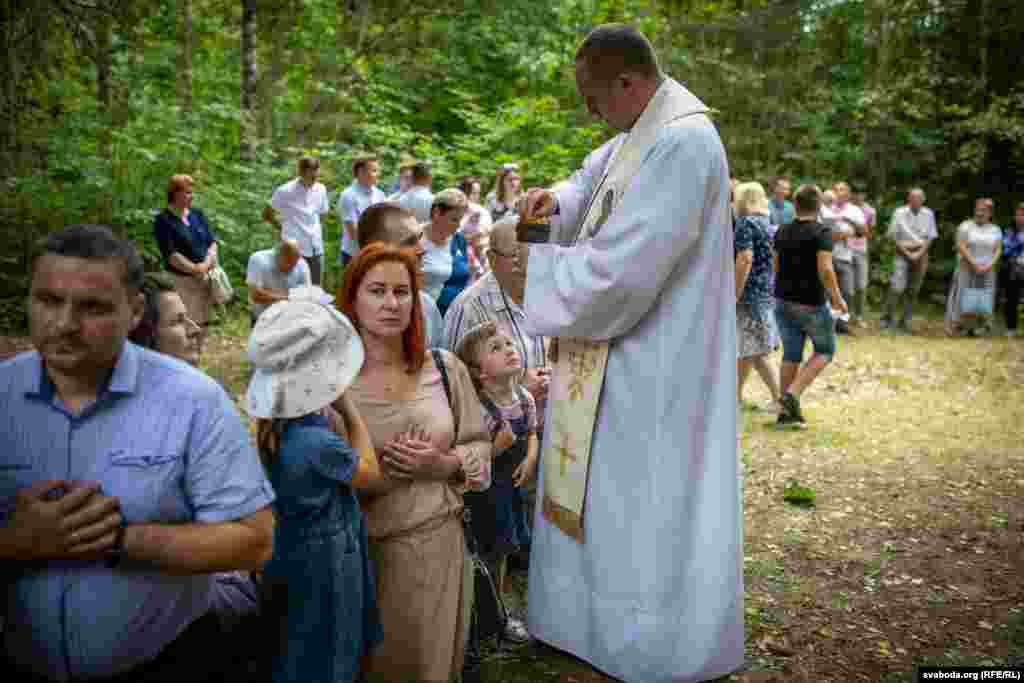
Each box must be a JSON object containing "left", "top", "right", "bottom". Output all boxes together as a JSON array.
[{"left": 445, "top": 216, "right": 550, "bottom": 419}]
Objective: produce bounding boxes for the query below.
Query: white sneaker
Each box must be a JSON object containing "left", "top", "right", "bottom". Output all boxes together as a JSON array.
[{"left": 1007, "top": 330, "right": 1019, "bottom": 338}]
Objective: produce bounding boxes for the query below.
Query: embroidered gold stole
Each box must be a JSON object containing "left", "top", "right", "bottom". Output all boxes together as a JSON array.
[{"left": 540, "top": 79, "right": 709, "bottom": 542}]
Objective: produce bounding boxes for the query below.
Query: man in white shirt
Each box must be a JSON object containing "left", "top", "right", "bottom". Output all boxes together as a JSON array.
[
  {"left": 245, "top": 238, "right": 312, "bottom": 326},
  {"left": 263, "top": 157, "right": 330, "bottom": 286},
  {"left": 337, "top": 156, "right": 386, "bottom": 268},
  {"left": 396, "top": 161, "right": 434, "bottom": 223},
  {"left": 883, "top": 187, "right": 938, "bottom": 332}
]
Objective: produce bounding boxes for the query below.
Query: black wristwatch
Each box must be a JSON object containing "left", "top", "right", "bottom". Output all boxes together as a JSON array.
[{"left": 104, "top": 517, "right": 128, "bottom": 569}]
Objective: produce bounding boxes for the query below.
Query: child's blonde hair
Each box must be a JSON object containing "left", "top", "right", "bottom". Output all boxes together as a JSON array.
[{"left": 454, "top": 321, "right": 500, "bottom": 389}]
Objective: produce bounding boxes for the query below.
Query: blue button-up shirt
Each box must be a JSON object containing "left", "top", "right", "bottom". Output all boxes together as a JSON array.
[
  {"left": 769, "top": 198, "right": 795, "bottom": 228},
  {"left": 0, "top": 343, "right": 275, "bottom": 681}
]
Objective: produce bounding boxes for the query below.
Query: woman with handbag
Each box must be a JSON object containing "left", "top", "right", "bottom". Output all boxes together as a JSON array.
[
  {"left": 1000, "top": 203, "right": 1024, "bottom": 337},
  {"left": 338, "top": 243, "right": 492, "bottom": 683},
  {"left": 945, "top": 198, "right": 1003, "bottom": 336},
  {"left": 154, "top": 174, "right": 219, "bottom": 335}
]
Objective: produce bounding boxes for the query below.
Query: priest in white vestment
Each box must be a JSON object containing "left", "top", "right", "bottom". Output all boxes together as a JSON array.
[{"left": 516, "top": 24, "right": 743, "bottom": 683}]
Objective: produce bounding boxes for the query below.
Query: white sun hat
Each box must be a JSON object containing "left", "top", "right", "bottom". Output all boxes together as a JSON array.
[{"left": 244, "top": 300, "right": 364, "bottom": 419}]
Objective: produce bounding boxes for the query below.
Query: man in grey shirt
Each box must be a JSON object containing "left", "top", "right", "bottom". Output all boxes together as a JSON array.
[
  {"left": 246, "top": 238, "right": 312, "bottom": 326},
  {"left": 883, "top": 188, "right": 938, "bottom": 332}
]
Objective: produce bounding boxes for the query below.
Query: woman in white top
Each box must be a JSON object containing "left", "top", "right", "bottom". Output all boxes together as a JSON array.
[
  {"left": 420, "top": 188, "right": 471, "bottom": 317},
  {"left": 945, "top": 197, "right": 1003, "bottom": 335},
  {"left": 485, "top": 163, "right": 522, "bottom": 221}
]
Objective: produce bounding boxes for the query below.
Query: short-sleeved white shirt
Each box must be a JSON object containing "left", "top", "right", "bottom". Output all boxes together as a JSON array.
[
  {"left": 270, "top": 178, "right": 330, "bottom": 258},
  {"left": 396, "top": 186, "right": 434, "bottom": 224},
  {"left": 337, "top": 181, "right": 386, "bottom": 257},
  {"left": 888, "top": 205, "right": 938, "bottom": 245},
  {"left": 956, "top": 221, "right": 1002, "bottom": 269},
  {"left": 246, "top": 249, "right": 312, "bottom": 317}
]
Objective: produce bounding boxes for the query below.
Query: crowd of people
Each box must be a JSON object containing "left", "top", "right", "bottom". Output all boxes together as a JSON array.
[
  {"left": 4, "top": 20, "right": 1022, "bottom": 683},
  {"left": 731, "top": 175, "right": 1023, "bottom": 426}
]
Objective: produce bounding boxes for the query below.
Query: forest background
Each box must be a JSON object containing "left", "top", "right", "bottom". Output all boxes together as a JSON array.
[{"left": 2, "top": 0, "right": 1023, "bottom": 329}]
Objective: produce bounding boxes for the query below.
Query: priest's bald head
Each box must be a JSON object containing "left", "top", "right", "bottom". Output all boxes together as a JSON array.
[{"left": 575, "top": 24, "right": 665, "bottom": 131}]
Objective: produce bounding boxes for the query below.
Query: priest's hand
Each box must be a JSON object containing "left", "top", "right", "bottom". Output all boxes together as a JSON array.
[{"left": 521, "top": 188, "right": 557, "bottom": 221}]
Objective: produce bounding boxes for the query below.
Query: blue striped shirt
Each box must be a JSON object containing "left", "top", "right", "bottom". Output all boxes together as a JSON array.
[{"left": 0, "top": 343, "right": 275, "bottom": 681}]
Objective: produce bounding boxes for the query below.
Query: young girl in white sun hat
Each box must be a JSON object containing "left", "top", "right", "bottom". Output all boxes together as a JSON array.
[{"left": 245, "top": 298, "right": 382, "bottom": 683}]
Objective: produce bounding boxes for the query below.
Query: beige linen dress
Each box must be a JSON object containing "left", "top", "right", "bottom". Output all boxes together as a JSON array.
[{"left": 352, "top": 349, "right": 491, "bottom": 683}]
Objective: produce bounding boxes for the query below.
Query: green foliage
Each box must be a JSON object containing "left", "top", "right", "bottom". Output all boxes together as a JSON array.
[
  {"left": 2, "top": 0, "right": 1023, "bottom": 333},
  {"left": 783, "top": 480, "right": 817, "bottom": 507}
]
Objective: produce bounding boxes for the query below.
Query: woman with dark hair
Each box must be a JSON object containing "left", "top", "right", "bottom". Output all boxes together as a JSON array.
[
  {"left": 339, "top": 243, "right": 492, "bottom": 682},
  {"left": 129, "top": 272, "right": 203, "bottom": 365},
  {"left": 153, "top": 174, "right": 219, "bottom": 332},
  {"left": 772, "top": 184, "right": 847, "bottom": 426}
]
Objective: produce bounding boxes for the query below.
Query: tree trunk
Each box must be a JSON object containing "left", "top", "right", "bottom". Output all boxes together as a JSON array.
[
  {"left": 241, "top": 0, "right": 257, "bottom": 162},
  {"left": 95, "top": 10, "right": 114, "bottom": 226},
  {"left": 179, "top": 0, "right": 192, "bottom": 112}
]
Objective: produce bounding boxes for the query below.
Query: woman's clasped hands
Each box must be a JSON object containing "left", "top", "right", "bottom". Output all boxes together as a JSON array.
[{"left": 382, "top": 425, "right": 459, "bottom": 482}]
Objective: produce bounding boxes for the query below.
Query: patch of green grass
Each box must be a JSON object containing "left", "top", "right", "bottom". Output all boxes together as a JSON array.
[
  {"left": 990, "top": 512, "right": 1009, "bottom": 529},
  {"left": 744, "top": 557, "right": 782, "bottom": 578}
]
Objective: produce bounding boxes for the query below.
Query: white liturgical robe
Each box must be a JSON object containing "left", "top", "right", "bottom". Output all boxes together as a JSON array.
[{"left": 524, "top": 79, "right": 744, "bottom": 683}]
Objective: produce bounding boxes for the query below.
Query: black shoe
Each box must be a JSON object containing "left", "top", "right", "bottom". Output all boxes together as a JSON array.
[
  {"left": 777, "top": 411, "right": 801, "bottom": 427},
  {"left": 780, "top": 392, "right": 805, "bottom": 423},
  {"left": 835, "top": 320, "right": 851, "bottom": 335},
  {"left": 879, "top": 317, "right": 892, "bottom": 330}
]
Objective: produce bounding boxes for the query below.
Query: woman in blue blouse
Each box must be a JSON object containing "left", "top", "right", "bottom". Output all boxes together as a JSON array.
[
  {"left": 734, "top": 182, "right": 782, "bottom": 413},
  {"left": 419, "top": 188, "right": 471, "bottom": 317},
  {"left": 153, "top": 174, "right": 218, "bottom": 331},
  {"left": 1002, "top": 203, "right": 1024, "bottom": 336}
]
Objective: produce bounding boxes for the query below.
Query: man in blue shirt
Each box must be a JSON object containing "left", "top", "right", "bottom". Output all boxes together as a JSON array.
[
  {"left": 337, "top": 156, "right": 386, "bottom": 268},
  {"left": 769, "top": 176, "right": 796, "bottom": 228},
  {"left": 0, "top": 225, "right": 275, "bottom": 682}
]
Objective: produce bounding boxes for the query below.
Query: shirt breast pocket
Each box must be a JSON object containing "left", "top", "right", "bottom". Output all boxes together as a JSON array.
[
  {"left": 0, "top": 456, "right": 34, "bottom": 520},
  {"left": 104, "top": 449, "right": 188, "bottom": 523}
]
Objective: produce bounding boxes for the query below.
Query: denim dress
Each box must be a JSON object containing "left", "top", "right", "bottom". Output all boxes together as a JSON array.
[
  {"left": 464, "top": 387, "right": 534, "bottom": 562},
  {"left": 262, "top": 413, "right": 382, "bottom": 683}
]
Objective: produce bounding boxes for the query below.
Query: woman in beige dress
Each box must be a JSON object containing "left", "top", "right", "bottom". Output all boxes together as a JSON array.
[{"left": 339, "top": 242, "right": 492, "bottom": 682}]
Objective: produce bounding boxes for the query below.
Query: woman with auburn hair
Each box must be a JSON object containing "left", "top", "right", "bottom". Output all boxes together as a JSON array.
[
  {"left": 153, "top": 174, "right": 219, "bottom": 333},
  {"left": 339, "top": 243, "right": 492, "bottom": 682}
]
